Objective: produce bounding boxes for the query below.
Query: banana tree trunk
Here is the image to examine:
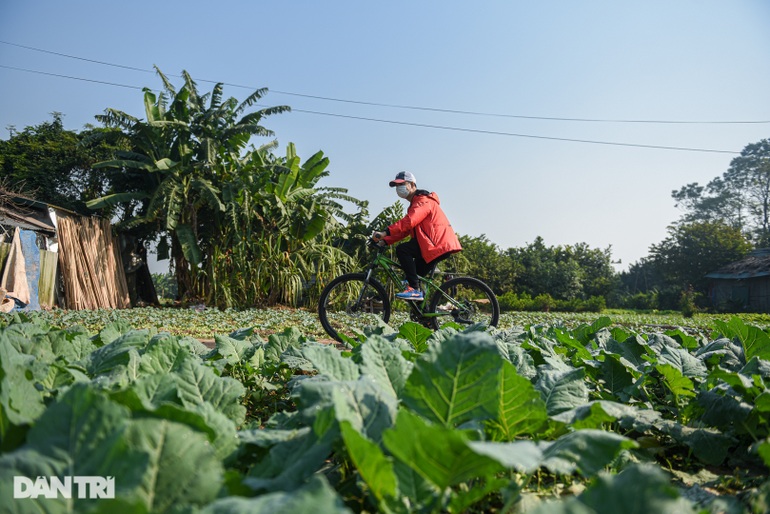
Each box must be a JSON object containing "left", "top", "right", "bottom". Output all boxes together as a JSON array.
[{"left": 171, "top": 237, "right": 194, "bottom": 302}]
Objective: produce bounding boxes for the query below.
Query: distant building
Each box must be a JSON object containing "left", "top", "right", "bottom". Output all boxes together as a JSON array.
[{"left": 706, "top": 248, "right": 770, "bottom": 313}]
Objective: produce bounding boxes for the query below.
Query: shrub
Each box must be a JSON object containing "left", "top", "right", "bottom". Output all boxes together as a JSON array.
[
  {"left": 626, "top": 291, "right": 658, "bottom": 310},
  {"left": 498, "top": 292, "right": 605, "bottom": 313},
  {"left": 679, "top": 286, "right": 699, "bottom": 318},
  {"left": 498, "top": 291, "right": 532, "bottom": 311},
  {"left": 583, "top": 296, "right": 607, "bottom": 312},
  {"left": 533, "top": 294, "right": 556, "bottom": 312}
]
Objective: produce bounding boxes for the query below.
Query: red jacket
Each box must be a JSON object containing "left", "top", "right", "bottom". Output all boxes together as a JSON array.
[{"left": 384, "top": 191, "right": 462, "bottom": 263}]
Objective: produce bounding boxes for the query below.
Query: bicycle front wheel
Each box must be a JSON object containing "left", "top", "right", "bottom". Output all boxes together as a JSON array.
[
  {"left": 318, "top": 273, "right": 391, "bottom": 343},
  {"left": 427, "top": 276, "right": 500, "bottom": 330}
]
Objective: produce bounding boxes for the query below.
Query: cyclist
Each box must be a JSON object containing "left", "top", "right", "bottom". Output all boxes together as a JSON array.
[{"left": 372, "top": 171, "right": 462, "bottom": 300}]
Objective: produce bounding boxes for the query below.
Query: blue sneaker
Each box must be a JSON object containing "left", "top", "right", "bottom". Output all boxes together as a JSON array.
[{"left": 395, "top": 286, "right": 424, "bottom": 301}]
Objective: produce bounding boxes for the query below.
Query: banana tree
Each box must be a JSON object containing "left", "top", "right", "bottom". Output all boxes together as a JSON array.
[
  {"left": 212, "top": 143, "right": 368, "bottom": 307},
  {"left": 88, "top": 68, "right": 290, "bottom": 300}
]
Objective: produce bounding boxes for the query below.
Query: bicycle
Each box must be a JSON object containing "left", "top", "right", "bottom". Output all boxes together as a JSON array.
[{"left": 317, "top": 241, "right": 500, "bottom": 342}]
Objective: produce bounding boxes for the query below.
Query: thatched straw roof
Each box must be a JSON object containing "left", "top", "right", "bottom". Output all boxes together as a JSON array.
[{"left": 706, "top": 249, "right": 770, "bottom": 280}]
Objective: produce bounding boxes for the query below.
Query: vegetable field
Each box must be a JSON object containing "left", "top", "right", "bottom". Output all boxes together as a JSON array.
[{"left": 2, "top": 309, "right": 770, "bottom": 513}]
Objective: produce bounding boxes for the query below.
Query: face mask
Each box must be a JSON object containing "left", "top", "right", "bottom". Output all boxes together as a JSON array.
[{"left": 396, "top": 184, "right": 410, "bottom": 198}]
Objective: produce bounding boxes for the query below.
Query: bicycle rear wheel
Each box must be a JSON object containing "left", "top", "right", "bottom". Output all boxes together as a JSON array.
[
  {"left": 318, "top": 273, "right": 391, "bottom": 342},
  {"left": 427, "top": 276, "right": 499, "bottom": 330}
]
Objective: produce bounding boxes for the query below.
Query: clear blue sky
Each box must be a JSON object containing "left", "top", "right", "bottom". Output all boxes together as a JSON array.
[{"left": 2, "top": 1, "right": 769, "bottom": 273}]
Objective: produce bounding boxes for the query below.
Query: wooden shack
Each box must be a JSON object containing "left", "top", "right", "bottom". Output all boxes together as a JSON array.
[
  {"left": 706, "top": 249, "right": 770, "bottom": 313},
  {"left": 0, "top": 192, "right": 130, "bottom": 311}
]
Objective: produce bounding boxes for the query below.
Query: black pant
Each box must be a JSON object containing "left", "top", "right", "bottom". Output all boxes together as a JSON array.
[{"left": 396, "top": 238, "right": 451, "bottom": 289}]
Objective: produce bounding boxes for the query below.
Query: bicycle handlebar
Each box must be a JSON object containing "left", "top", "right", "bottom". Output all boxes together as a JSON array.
[
  {"left": 368, "top": 230, "right": 388, "bottom": 251},
  {"left": 367, "top": 239, "right": 387, "bottom": 252}
]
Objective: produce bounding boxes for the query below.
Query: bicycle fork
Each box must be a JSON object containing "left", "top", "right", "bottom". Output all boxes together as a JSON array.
[{"left": 353, "top": 267, "right": 377, "bottom": 313}]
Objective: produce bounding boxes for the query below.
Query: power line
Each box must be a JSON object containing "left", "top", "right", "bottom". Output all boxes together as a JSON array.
[
  {"left": 2, "top": 39, "right": 769, "bottom": 126},
  {"left": 290, "top": 108, "right": 741, "bottom": 154},
  {"left": 0, "top": 63, "right": 742, "bottom": 154},
  {"left": 0, "top": 40, "right": 152, "bottom": 75},
  {"left": 0, "top": 64, "right": 143, "bottom": 90},
  {"left": 269, "top": 92, "right": 770, "bottom": 125}
]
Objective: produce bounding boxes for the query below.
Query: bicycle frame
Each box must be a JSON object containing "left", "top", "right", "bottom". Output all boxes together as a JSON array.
[
  {"left": 363, "top": 246, "right": 463, "bottom": 323},
  {"left": 317, "top": 242, "right": 499, "bottom": 342}
]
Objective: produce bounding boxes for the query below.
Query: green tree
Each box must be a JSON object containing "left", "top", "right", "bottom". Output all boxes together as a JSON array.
[
  {"left": 620, "top": 257, "right": 662, "bottom": 293},
  {"left": 618, "top": 256, "right": 665, "bottom": 309},
  {"left": 649, "top": 221, "right": 752, "bottom": 299},
  {"left": 151, "top": 272, "right": 178, "bottom": 300},
  {"left": 89, "top": 69, "right": 368, "bottom": 307},
  {"left": 507, "top": 237, "right": 616, "bottom": 301},
  {"left": 728, "top": 139, "right": 770, "bottom": 246},
  {"left": 457, "top": 235, "right": 519, "bottom": 294},
  {"left": 88, "top": 68, "right": 290, "bottom": 300},
  {"left": 568, "top": 242, "right": 619, "bottom": 300},
  {"left": 212, "top": 143, "right": 367, "bottom": 307},
  {"left": 457, "top": 235, "right": 618, "bottom": 303},
  {"left": 672, "top": 138, "right": 770, "bottom": 245},
  {"left": 0, "top": 114, "right": 121, "bottom": 213}
]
